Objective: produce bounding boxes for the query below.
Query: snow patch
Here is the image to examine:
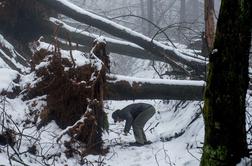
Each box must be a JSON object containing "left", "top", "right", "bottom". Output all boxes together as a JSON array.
[
  {"left": 0, "top": 34, "right": 15, "bottom": 51},
  {"left": 237, "top": 157, "right": 252, "bottom": 166},
  {"left": 108, "top": 74, "right": 205, "bottom": 86},
  {"left": 94, "top": 36, "right": 106, "bottom": 44},
  {"left": 0, "top": 68, "right": 19, "bottom": 92},
  {"left": 212, "top": 49, "right": 218, "bottom": 54},
  {"left": 0, "top": 33, "right": 27, "bottom": 71},
  {"left": 49, "top": 17, "right": 144, "bottom": 50},
  {"left": 37, "top": 41, "right": 91, "bottom": 67}
]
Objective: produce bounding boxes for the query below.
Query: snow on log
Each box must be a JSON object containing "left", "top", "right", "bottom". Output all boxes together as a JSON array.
[
  {"left": 34, "top": 41, "right": 204, "bottom": 101},
  {"left": 41, "top": 18, "right": 160, "bottom": 62},
  {"left": 0, "top": 34, "right": 28, "bottom": 72},
  {"left": 40, "top": 18, "right": 190, "bottom": 74},
  {"left": 106, "top": 74, "right": 205, "bottom": 101},
  {"left": 37, "top": 0, "right": 206, "bottom": 74}
]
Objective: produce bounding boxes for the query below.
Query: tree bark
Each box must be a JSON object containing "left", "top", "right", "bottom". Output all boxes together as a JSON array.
[
  {"left": 204, "top": 0, "right": 215, "bottom": 50},
  {"left": 40, "top": 18, "right": 160, "bottom": 62},
  {"left": 106, "top": 75, "right": 204, "bottom": 101},
  {"left": 0, "top": 35, "right": 28, "bottom": 71},
  {"left": 37, "top": 0, "right": 206, "bottom": 74},
  {"left": 201, "top": 0, "right": 252, "bottom": 165},
  {"left": 40, "top": 18, "right": 206, "bottom": 77}
]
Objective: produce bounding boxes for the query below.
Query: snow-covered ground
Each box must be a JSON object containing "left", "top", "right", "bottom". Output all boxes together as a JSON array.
[
  {"left": 101, "top": 100, "right": 204, "bottom": 166},
  {"left": 0, "top": 36, "right": 205, "bottom": 165},
  {"left": 0, "top": 84, "right": 251, "bottom": 166},
  {"left": 0, "top": 68, "right": 19, "bottom": 92},
  {"left": 0, "top": 31, "right": 251, "bottom": 166},
  {"left": 0, "top": 93, "right": 204, "bottom": 166}
]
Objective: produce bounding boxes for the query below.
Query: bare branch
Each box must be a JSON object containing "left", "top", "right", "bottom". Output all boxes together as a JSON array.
[{"left": 37, "top": 0, "right": 206, "bottom": 74}]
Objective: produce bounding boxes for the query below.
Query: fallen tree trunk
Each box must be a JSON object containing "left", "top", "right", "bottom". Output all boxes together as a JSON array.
[
  {"left": 40, "top": 18, "right": 159, "bottom": 61},
  {"left": 30, "top": 39, "right": 205, "bottom": 101},
  {"left": 40, "top": 18, "right": 201, "bottom": 76},
  {"left": 0, "top": 34, "right": 28, "bottom": 71},
  {"left": 37, "top": 0, "right": 206, "bottom": 75},
  {"left": 106, "top": 74, "right": 204, "bottom": 101}
]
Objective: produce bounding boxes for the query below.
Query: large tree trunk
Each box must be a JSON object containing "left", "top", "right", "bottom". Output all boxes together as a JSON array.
[
  {"left": 106, "top": 74, "right": 204, "bottom": 101},
  {"left": 0, "top": 34, "right": 28, "bottom": 71},
  {"left": 40, "top": 18, "right": 161, "bottom": 62},
  {"left": 37, "top": 0, "right": 206, "bottom": 75},
  {"left": 201, "top": 0, "right": 252, "bottom": 165},
  {"left": 204, "top": 0, "right": 215, "bottom": 50},
  {"left": 40, "top": 18, "right": 203, "bottom": 76}
]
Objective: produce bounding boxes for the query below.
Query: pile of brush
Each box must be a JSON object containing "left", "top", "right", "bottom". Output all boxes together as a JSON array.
[{"left": 26, "top": 38, "right": 109, "bottom": 156}]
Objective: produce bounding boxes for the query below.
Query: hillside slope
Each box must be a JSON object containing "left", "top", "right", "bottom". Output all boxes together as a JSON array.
[{"left": 0, "top": 33, "right": 251, "bottom": 165}]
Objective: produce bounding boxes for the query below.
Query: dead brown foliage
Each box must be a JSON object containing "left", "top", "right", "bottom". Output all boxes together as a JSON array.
[
  {"left": 26, "top": 40, "right": 109, "bottom": 156},
  {"left": 29, "top": 51, "right": 99, "bottom": 128},
  {"left": 0, "top": 129, "right": 16, "bottom": 147}
]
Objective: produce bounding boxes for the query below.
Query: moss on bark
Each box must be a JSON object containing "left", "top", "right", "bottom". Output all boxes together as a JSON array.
[{"left": 201, "top": 0, "right": 251, "bottom": 165}]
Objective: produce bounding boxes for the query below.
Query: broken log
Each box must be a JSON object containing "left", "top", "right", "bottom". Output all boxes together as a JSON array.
[
  {"left": 37, "top": 0, "right": 206, "bottom": 75},
  {"left": 106, "top": 74, "right": 204, "bottom": 101},
  {"left": 41, "top": 18, "right": 160, "bottom": 62}
]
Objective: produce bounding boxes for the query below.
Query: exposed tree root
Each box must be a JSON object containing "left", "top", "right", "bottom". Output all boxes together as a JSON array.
[{"left": 25, "top": 38, "right": 109, "bottom": 156}]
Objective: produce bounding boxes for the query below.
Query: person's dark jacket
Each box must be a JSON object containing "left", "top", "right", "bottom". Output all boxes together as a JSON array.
[{"left": 116, "top": 103, "right": 153, "bottom": 133}]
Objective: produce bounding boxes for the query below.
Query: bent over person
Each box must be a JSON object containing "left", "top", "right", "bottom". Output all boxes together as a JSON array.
[{"left": 112, "top": 103, "right": 155, "bottom": 146}]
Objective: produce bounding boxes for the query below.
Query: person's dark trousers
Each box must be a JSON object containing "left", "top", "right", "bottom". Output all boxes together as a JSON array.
[{"left": 132, "top": 106, "right": 155, "bottom": 144}]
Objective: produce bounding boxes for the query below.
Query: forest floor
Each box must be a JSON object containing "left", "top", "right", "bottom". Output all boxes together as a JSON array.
[
  {"left": 0, "top": 67, "right": 205, "bottom": 166},
  {"left": 1, "top": 94, "right": 251, "bottom": 166},
  {"left": 0, "top": 35, "right": 251, "bottom": 166}
]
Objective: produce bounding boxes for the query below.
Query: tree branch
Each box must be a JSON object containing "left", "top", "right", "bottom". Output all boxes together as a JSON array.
[
  {"left": 40, "top": 18, "right": 193, "bottom": 76},
  {"left": 37, "top": 0, "right": 206, "bottom": 74}
]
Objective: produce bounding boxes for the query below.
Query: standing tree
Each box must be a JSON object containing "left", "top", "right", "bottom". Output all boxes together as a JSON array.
[
  {"left": 147, "top": 0, "right": 154, "bottom": 36},
  {"left": 201, "top": 0, "right": 252, "bottom": 165},
  {"left": 180, "top": 0, "right": 186, "bottom": 24},
  {"left": 140, "top": 0, "right": 147, "bottom": 34},
  {"left": 178, "top": 0, "right": 186, "bottom": 42},
  {"left": 204, "top": 0, "right": 215, "bottom": 51},
  {"left": 187, "top": 0, "right": 200, "bottom": 22}
]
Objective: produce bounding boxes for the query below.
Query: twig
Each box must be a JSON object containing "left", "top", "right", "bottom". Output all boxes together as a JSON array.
[
  {"left": 110, "top": 14, "right": 176, "bottom": 48},
  {"left": 7, "top": 144, "right": 13, "bottom": 166},
  {"left": 154, "top": 149, "right": 161, "bottom": 166},
  {"left": 186, "top": 143, "right": 200, "bottom": 161},
  {"left": 66, "top": 32, "right": 76, "bottom": 68},
  {"left": 162, "top": 143, "right": 174, "bottom": 166},
  {"left": 149, "top": 122, "right": 160, "bottom": 133}
]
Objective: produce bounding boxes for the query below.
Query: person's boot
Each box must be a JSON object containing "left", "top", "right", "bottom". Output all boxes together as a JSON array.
[
  {"left": 129, "top": 142, "right": 144, "bottom": 147},
  {"left": 144, "top": 140, "right": 152, "bottom": 145}
]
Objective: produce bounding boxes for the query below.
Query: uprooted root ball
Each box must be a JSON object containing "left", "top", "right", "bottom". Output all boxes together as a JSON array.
[{"left": 26, "top": 47, "right": 108, "bottom": 156}]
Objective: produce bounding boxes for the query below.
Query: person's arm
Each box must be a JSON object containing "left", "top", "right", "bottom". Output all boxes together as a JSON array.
[{"left": 123, "top": 112, "right": 133, "bottom": 134}]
